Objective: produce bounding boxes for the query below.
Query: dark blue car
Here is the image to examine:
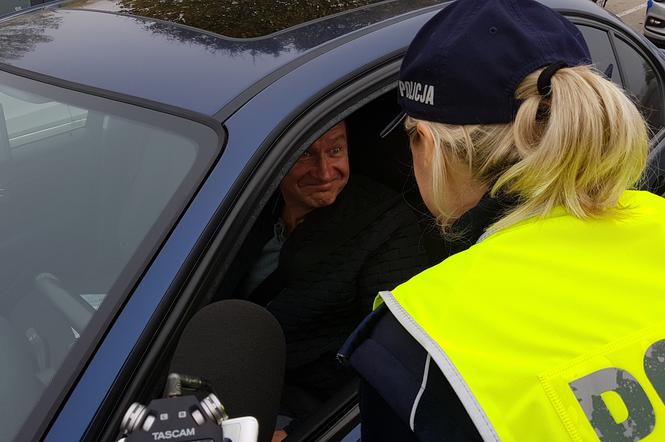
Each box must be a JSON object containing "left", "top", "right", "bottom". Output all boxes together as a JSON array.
[{"left": 1, "top": 0, "right": 664, "bottom": 440}]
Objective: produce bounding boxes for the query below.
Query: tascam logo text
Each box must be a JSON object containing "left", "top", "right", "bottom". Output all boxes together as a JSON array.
[
  {"left": 152, "top": 428, "right": 195, "bottom": 440},
  {"left": 399, "top": 81, "right": 435, "bottom": 105}
]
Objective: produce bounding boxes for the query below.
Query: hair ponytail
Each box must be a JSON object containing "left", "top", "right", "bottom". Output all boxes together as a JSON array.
[{"left": 409, "top": 65, "right": 649, "bottom": 233}]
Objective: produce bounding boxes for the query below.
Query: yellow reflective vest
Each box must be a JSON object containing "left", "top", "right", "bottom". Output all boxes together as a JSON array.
[{"left": 377, "top": 190, "right": 665, "bottom": 441}]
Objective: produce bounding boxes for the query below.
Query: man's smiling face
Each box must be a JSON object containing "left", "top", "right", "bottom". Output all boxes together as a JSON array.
[{"left": 280, "top": 121, "right": 350, "bottom": 213}]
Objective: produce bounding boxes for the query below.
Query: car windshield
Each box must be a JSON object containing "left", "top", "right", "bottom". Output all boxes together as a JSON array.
[{"left": 0, "top": 70, "right": 219, "bottom": 440}]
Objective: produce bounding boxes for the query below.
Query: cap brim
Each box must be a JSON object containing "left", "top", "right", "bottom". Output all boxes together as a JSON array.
[{"left": 379, "top": 111, "right": 406, "bottom": 139}]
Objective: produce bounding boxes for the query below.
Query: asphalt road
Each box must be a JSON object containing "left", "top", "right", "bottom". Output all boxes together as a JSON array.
[{"left": 605, "top": 0, "right": 647, "bottom": 34}]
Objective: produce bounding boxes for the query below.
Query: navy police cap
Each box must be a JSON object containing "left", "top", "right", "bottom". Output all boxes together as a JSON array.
[{"left": 382, "top": 0, "right": 591, "bottom": 136}]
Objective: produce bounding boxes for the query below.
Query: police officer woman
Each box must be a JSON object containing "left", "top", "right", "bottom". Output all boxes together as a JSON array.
[{"left": 340, "top": 0, "right": 665, "bottom": 440}]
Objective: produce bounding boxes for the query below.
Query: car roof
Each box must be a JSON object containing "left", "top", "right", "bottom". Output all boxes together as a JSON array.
[
  {"left": 0, "top": 0, "right": 441, "bottom": 116},
  {"left": 58, "top": 0, "right": 400, "bottom": 38},
  {"left": 0, "top": 0, "right": 626, "bottom": 117}
]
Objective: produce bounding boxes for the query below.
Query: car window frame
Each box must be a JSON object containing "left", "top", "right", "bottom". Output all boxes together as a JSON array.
[
  {"left": 97, "top": 55, "right": 406, "bottom": 442},
  {"left": 576, "top": 24, "right": 621, "bottom": 83}
]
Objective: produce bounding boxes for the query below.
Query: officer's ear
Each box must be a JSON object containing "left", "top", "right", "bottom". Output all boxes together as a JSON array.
[{"left": 411, "top": 122, "right": 434, "bottom": 165}]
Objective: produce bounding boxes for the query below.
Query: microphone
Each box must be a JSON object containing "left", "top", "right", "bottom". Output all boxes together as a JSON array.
[{"left": 169, "top": 300, "right": 285, "bottom": 442}]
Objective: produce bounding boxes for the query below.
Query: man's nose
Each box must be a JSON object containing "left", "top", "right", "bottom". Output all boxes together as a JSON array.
[{"left": 312, "top": 156, "right": 335, "bottom": 180}]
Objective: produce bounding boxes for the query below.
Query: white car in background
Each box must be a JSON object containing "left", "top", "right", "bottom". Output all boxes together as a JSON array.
[
  {"left": 0, "top": 0, "right": 46, "bottom": 16},
  {"left": 646, "top": 0, "right": 665, "bottom": 44}
]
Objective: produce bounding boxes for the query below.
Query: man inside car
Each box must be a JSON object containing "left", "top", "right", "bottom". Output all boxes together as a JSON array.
[{"left": 220, "top": 120, "right": 429, "bottom": 435}]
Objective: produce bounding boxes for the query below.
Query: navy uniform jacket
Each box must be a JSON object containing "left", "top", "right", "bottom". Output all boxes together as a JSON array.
[{"left": 339, "top": 195, "right": 513, "bottom": 441}]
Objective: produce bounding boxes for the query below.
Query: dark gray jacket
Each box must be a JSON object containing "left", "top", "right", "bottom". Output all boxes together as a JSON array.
[{"left": 223, "top": 174, "right": 429, "bottom": 403}]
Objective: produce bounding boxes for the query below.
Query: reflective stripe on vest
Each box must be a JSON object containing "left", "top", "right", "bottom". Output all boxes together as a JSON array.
[{"left": 380, "top": 190, "right": 665, "bottom": 441}]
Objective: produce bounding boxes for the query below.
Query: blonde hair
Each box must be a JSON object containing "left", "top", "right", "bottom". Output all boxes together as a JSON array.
[{"left": 406, "top": 65, "right": 649, "bottom": 233}]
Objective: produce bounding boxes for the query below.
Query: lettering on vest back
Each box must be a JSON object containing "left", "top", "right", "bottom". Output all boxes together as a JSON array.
[
  {"left": 569, "top": 368, "right": 654, "bottom": 441},
  {"left": 568, "top": 339, "right": 665, "bottom": 442},
  {"left": 644, "top": 339, "right": 665, "bottom": 403}
]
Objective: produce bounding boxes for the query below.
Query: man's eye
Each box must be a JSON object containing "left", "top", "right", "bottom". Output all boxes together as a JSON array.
[
  {"left": 329, "top": 147, "right": 342, "bottom": 155},
  {"left": 300, "top": 151, "right": 313, "bottom": 160}
]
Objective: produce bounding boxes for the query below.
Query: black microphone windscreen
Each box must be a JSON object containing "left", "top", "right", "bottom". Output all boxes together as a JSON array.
[{"left": 170, "top": 300, "right": 285, "bottom": 442}]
